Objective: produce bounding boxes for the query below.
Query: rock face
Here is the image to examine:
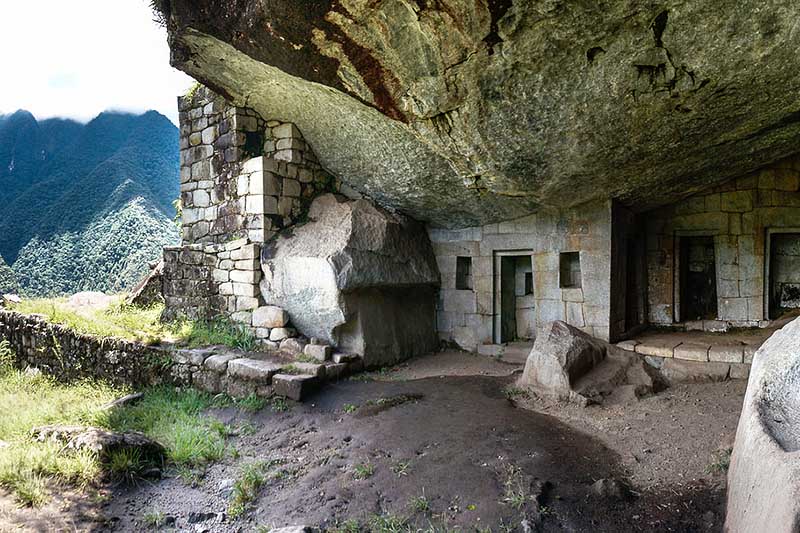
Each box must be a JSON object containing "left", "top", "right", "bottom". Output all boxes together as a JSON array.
[
  {"left": 726, "top": 318, "right": 800, "bottom": 532},
  {"left": 160, "top": 1, "right": 800, "bottom": 227},
  {"left": 260, "top": 194, "right": 440, "bottom": 367},
  {"left": 519, "top": 321, "right": 607, "bottom": 401},
  {"left": 519, "top": 321, "right": 655, "bottom": 404}
]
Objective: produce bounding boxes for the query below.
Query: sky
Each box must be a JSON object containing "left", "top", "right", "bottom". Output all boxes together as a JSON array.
[{"left": 0, "top": 0, "right": 195, "bottom": 125}]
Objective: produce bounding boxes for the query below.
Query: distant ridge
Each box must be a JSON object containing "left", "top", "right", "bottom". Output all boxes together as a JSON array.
[{"left": 0, "top": 109, "right": 179, "bottom": 296}]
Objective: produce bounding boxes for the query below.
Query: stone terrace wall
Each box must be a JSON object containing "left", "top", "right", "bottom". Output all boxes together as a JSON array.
[
  {"left": 430, "top": 200, "right": 612, "bottom": 351},
  {"left": 0, "top": 310, "right": 175, "bottom": 388},
  {"left": 646, "top": 155, "right": 800, "bottom": 327},
  {"left": 0, "top": 310, "right": 363, "bottom": 401}
]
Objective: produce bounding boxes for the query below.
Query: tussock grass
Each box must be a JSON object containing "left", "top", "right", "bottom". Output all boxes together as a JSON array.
[
  {"left": 0, "top": 342, "right": 231, "bottom": 506},
  {"left": 11, "top": 298, "right": 256, "bottom": 350}
]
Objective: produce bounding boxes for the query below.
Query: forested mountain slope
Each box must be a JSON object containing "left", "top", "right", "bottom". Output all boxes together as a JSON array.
[{"left": 0, "top": 110, "right": 179, "bottom": 296}]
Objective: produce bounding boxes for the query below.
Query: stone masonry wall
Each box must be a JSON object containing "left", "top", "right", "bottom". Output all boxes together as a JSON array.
[
  {"left": 0, "top": 310, "right": 363, "bottom": 401},
  {"left": 0, "top": 310, "right": 176, "bottom": 388},
  {"left": 430, "top": 200, "right": 612, "bottom": 351},
  {"left": 166, "top": 86, "right": 344, "bottom": 343},
  {"left": 646, "top": 155, "right": 800, "bottom": 327}
]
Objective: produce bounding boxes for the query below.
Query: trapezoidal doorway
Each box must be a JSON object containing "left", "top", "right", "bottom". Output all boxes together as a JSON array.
[
  {"left": 679, "top": 236, "right": 718, "bottom": 321},
  {"left": 495, "top": 252, "right": 534, "bottom": 343},
  {"left": 768, "top": 231, "right": 800, "bottom": 320}
]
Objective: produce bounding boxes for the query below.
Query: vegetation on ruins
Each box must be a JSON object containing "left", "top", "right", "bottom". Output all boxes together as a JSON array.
[
  {"left": 0, "top": 339, "right": 252, "bottom": 507},
  {"left": 11, "top": 297, "right": 257, "bottom": 350}
]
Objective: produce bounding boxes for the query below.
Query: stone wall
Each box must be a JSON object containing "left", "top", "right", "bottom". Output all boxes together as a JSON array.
[
  {"left": 430, "top": 200, "right": 612, "bottom": 351},
  {"left": 646, "top": 155, "right": 800, "bottom": 327},
  {"left": 0, "top": 310, "right": 174, "bottom": 388},
  {"left": 166, "top": 86, "right": 344, "bottom": 344},
  {"left": 0, "top": 310, "right": 363, "bottom": 401}
]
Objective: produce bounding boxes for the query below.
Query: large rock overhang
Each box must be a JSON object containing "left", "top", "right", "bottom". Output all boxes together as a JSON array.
[{"left": 161, "top": 0, "right": 800, "bottom": 229}]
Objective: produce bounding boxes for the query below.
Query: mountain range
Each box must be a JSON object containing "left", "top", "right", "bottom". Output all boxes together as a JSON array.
[{"left": 0, "top": 109, "right": 179, "bottom": 296}]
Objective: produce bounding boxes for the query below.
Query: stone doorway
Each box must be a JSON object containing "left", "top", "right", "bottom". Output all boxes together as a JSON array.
[
  {"left": 678, "top": 236, "right": 718, "bottom": 321},
  {"left": 767, "top": 230, "right": 800, "bottom": 319},
  {"left": 495, "top": 253, "right": 535, "bottom": 343}
]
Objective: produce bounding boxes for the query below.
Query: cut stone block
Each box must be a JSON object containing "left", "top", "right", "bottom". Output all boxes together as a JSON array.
[
  {"left": 332, "top": 352, "right": 359, "bottom": 364},
  {"left": 730, "top": 363, "right": 750, "bottom": 380},
  {"left": 289, "top": 362, "right": 325, "bottom": 378},
  {"left": 227, "top": 358, "right": 282, "bottom": 382},
  {"left": 674, "top": 342, "right": 710, "bottom": 362},
  {"left": 304, "top": 343, "right": 332, "bottom": 362},
  {"left": 270, "top": 327, "right": 296, "bottom": 341},
  {"left": 280, "top": 338, "right": 307, "bottom": 356},
  {"left": 635, "top": 339, "right": 680, "bottom": 358},
  {"left": 324, "top": 362, "right": 348, "bottom": 380},
  {"left": 660, "top": 359, "right": 730, "bottom": 384},
  {"left": 252, "top": 306, "right": 289, "bottom": 328},
  {"left": 743, "top": 345, "right": 758, "bottom": 364},
  {"left": 204, "top": 353, "right": 241, "bottom": 372},
  {"left": 273, "top": 374, "right": 317, "bottom": 401},
  {"left": 615, "top": 340, "right": 639, "bottom": 352},
  {"left": 709, "top": 345, "right": 744, "bottom": 363},
  {"left": 193, "top": 370, "right": 221, "bottom": 394}
]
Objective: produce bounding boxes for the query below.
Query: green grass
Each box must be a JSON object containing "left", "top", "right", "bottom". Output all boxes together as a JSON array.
[
  {"left": 409, "top": 489, "right": 430, "bottom": 513},
  {"left": 342, "top": 403, "right": 358, "bottom": 414},
  {"left": 0, "top": 343, "right": 231, "bottom": 506},
  {"left": 11, "top": 298, "right": 257, "bottom": 351},
  {"left": 228, "top": 461, "right": 269, "bottom": 519},
  {"left": 353, "top": 462, "right": 375, "bottom": 480},
  {"left": 706, "top": 447, "right": 733, "bottom": 475}
]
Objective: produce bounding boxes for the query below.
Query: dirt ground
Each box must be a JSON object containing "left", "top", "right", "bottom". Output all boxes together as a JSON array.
[{"left": 1, "top": 351, "right": 744, "bottom": 533}]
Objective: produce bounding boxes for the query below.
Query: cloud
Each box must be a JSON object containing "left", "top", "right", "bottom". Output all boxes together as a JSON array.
[{"left": 0, "top": 0, "right": 195, "bottom": 124}]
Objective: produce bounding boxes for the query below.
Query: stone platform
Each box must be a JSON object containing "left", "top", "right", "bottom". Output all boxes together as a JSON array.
[{"left": 615, "top": 328, "right": 777, "bottom": 381}]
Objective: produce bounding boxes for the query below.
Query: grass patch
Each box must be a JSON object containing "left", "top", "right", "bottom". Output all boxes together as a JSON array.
[
  {"left": 706, "top": 447, "right": 733, "bottom": 475},
  {"left": 11, "top": 298, "right": 256, "bottom": 351},
  {"left": 391, "top": 461, "right": 410, "bottom": 477},
  {"left": 143, "top": 509, "right": 166, "bottom": 528},
  {"left": 409, "top": 489, "right": 430, "bottom": 513},
  {"left": 0, "top": 345, "right": 231, "bottom": 506},
  {"left": 342, "top": 403, "right": 357, "bottom": 414},
  {"left": 270, "top": 397, "right": 289, "bottom": 412},
  {"left": 499, "top": 463, "right": 529, "bottom": 510},
  {"left": 353, "top": 462, "right": 375, "bottom": 480},
  {"left": 228, "top": 461, "right": 269, "bottom": 520}
]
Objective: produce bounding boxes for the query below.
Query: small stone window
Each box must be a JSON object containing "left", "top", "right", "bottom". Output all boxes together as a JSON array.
[
  {"left": 524, "top": 272, "right": 533, "bottom": 295},
  {"left": 559, "top": 252, "right": 582, "bottom": 288},
  {"left": 456, "top": 256, "right": 473, "bottom": 290}
]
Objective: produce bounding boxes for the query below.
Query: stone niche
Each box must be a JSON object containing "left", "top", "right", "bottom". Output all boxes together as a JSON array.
[{"left": 260, "top": 194, "right": 441, "bottom": 367}]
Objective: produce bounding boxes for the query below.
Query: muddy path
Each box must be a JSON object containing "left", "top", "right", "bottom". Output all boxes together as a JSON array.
[{"left": 99, "top": 375, "right": 725, "bottom": 532}]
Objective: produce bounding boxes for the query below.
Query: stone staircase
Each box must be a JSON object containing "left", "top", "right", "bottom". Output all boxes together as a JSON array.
[{"left": 174, "top": 344, "right": 363, "bottom": 401}]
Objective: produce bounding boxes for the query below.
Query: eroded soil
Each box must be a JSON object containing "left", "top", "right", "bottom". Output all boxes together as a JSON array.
[{"left": 2, "top": 355, "right": 743, "bottom": 532}]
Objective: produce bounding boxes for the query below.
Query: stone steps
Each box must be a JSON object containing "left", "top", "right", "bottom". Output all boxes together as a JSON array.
[{"left": 175, "top": 346, "right": 362, "bottom": 401}]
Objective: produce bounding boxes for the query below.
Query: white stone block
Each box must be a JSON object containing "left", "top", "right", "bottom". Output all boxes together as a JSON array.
[
  {"left": 218, "top": 282, "right": 234, "bottom": 296},
  {"left": 212, "top": 269, "right": 229, "bottom": 282},
  {"left": 235, "top": 259, "right": 260, "bottom": 271},
  {"left": 246, "top": 195, "right": 265, "bottom": 214},
  {"left": 269, "top": 327, "right": 296, "bottom": 341},
  {"left": 230, "top": 270, "right": 261, "bottom": 284},
  {"left": 201, "top": 126, "right": 217, "bottom": 145},
  {"left": 237, "top": 174, "right": 250, "bottom": 196},
  {"left": 231, "top": 244, "right": 259, "bottom": 260},
  {"left": 232, "top": 283, "right": 259, "bottom": 297},
  {"left": 193, "top": 190, "right": 210, "bottom": 207},
  {"left": 242, "top": 156, "right": 265, "bottom": 174},
  {"left": 235, "top": 296, "right": 260, "bottom": 311},
  {"left": 273, "top": 123, "right": 301, "bottom": 139},
  {"left": 252, "top": 306, "right": 289, "bottom": 328}
]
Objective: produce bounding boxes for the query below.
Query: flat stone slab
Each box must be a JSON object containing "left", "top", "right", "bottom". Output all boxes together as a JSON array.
[
  {"left": 709, "top": 344, "right": 744, "bottom": 363},
  {"left": 304, "top": 343, "right": 331, "bottom": 362},
  {"left": 332, "top": 352, "right": 360, "bottom": 364},
  {"left": 477, "top": 344, "right": 505, "bottom": 357},
  {"left": 174, "top": 347, "right": 219, "bottom": 366},
  {"left": 615, "top": 340, "right": 640, "bottom": 352},
  {"left": 273, "top": 374, "right": 318, "bottom": 401},
  {"left": 674, "top": 342, "right": 710, "bottom": 362},
  {"left": 290, "top": 362, "right": 325, "bottom": 378},
  {"left": 635, "top": 339, "right": 681, "bottom": 358},
  {"left": 204, "top": 353, "right": 241, "bottom": 372},
  {"left": 227, "top": 358, "right": 283, "bottom": 382},
  {"left": 660, "top": 359, "right": 730, "bottom": 384}
]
